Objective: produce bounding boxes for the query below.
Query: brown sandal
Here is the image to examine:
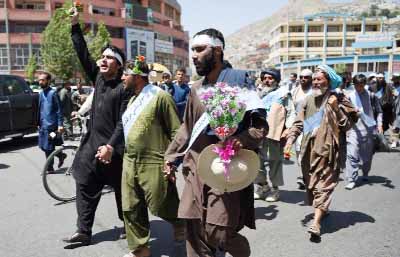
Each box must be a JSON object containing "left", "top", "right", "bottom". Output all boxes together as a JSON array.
[{"left": 308, "top": 224, "right": 321, "bottom": 237}]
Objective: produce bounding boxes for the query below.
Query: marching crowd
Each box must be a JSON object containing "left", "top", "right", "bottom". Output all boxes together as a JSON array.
[{"left": 34, "top": 7, "right": 400, "bottom": 257}]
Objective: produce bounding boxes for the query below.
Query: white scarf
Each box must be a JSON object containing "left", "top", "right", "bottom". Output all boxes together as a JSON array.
[{"left": 122, "top": 84, "right": 161, "bottom": 141}]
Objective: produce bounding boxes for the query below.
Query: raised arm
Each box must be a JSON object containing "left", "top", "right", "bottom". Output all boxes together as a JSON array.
[{"left": 70, "top": 9, "right": 98, "bottom": 82}]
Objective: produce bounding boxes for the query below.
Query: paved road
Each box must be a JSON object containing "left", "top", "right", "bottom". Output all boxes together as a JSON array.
[{"left": 0, "top": 135, "right": 399, "bottom": 257}]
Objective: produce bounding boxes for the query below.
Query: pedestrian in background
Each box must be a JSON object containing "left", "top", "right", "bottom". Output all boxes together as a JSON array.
[
  {"left": 291, "top": 69, "right": 313, "bottom": 189},
  {"left": 58, "top": 81, "right": 74, "bottom": 139},
  {"left": 171, "top": 68, "right": 190, "bottom": 121},
  {"left": 345, "top": 74, "right": 383, "bottom": 190},
  {"left": 391, "top": 73, "right": 400, "bottom": 148},
  {"left": 254, "top": 68, "right": 296, "bottom": 202},
  {"left": 37, "top": 72, "right": 66, "bottom": 172}
]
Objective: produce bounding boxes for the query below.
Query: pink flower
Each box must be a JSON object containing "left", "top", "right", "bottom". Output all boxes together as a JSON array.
[{"left": 213, "top": 139, "right": 236, "bottom": 180}]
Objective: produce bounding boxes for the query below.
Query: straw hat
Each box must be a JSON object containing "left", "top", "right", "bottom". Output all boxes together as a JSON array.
[
  {"left": 148, "top": 63, "right": 171, "bottom": 83},
  {"left": 197, "top": 145, "right": 260, "bottom": 192}
]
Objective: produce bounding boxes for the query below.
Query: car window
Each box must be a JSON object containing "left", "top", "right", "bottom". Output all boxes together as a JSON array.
[{"left": 2, "top": 77, "right": 25, "bottom": 96}]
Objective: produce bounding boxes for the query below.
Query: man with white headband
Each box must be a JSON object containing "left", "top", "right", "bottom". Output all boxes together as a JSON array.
[
  {"left": 284, "top": 65, "right": 358, "bottom": 238},
  {"left": 63, "top": 8, "right": 132, "bottom": 246},
  {"left": 163, "top": 28, "right": 268, "bottom": 257},
  {"left": 119, "top": 57, "right": 184, "bottom": 257}
]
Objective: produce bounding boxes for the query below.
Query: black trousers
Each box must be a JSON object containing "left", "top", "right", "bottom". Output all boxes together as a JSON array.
[{"left": 75, "top": 177, "right": 123, "bottom": 235}]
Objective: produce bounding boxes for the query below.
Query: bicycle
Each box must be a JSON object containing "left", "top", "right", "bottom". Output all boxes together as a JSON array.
[{"left": 42, "top": 115, "right": 88, "bottom": 202}]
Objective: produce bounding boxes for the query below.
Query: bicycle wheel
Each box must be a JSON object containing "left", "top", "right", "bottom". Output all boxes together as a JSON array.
[{"left": 42, "top": 145, "right": 78, "bottom": 202}]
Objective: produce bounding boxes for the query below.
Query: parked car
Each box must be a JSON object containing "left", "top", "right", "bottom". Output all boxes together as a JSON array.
[{"left": 0, "top": 75, "right": 39, "bottom": 140}]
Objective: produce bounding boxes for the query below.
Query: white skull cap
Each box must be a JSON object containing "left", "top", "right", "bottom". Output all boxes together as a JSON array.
[{"left": 300, "top": 69, "right": 313, "bottom": 77}]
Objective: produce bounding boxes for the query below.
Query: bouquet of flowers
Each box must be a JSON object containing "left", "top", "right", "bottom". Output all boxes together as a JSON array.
[{"left": 199, "top": 82, "right": 247, "bottom": 180}]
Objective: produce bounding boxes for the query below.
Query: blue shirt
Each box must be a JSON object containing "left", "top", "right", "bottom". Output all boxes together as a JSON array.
[
  {"left": 163, "top": 82, "right": 190, "bottom": 121},
  {"left": 39, "top": 87, "right": 63, "bottom": 130}
]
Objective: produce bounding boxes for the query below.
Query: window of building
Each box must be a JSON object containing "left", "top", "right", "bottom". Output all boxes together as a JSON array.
[
  {"left": 164, "top": 4, "right": 174, "bottom": 19},
  {"left": 327, "top": 40, "right": 342, "bottom": 47},
  {"left": 377, "top": 62, "right": 388, "bottom": 74},
  {"left": 15, "top": 0, "right": 45, "bottom": 10},
  {"left": 280, "top": 41, "right": 287, "bottom": 48},
  {"left": 10, "top": 44, "right": 30, "bottom": 70},
  {"left": 308, "top": 25, "right": 323, "bottom": 32},
  {"left": 0, "top": 44, "right": 8, "bottom": 71},
  {"left": 347, "top": 24, "right": 361, "bottom": 32},
  {"left": 289, "top": 40, "right": 304, "bottom": 47},
  {"left": 288, "top": 55, "right": 302, "bottom": 61},
  {"left": 327, "top": 25, "right": 342, "bottom": 32},
  {"left": 92, "top": 6, "right": 115, "bottom": 16},
  {"left": 346, "top": 39, "right": 355, "bottom": 47},
  {"left": 308, "top": 40, "right": 323, "bottom": 47},
  {"left": 365, "top": 24, "right": 378, "bottom": 32},
  {"left": 130, "top": 40, "right": 147, "bottom": 59},
  {"left": 129, "top": 0, "right": 142, "bottom": 4},
  {"left": 289, "top": 25, "right": 304, "bottom": 33},
  {"left": 32, "top": 44, "right": 42, "bottom": 68},
  {"left": 126, "top": 4, "right": 148, "bottom": 22},
  {"left": 0, "top": 0, "right": 5, "bottom": 8},
  {"left": 55, "top": 2, "right": 63, "bottom": 9},
  {"left": 280, "top": 25, "right": 287, "bottom": 33},
  {"left": 106, "top": 26, "right": 123, "bottom": 38},
  {"left": 0, "top": 22, "right": 5, "bottom": 33},
  {"left": 13, "top": 23, "right": 46, "bottom": 33},
  {"left": 155, "top": 33, "right": 172, "bottom": 42},
  {"left": 174, "top": 11, "right": 181, "bottom": 25},
  {"left": 149, "top": 0, "right": 161, "bottom": 13}
]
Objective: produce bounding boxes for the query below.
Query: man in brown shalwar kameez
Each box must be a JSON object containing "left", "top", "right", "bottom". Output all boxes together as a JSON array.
[
  {"left": 284, "top": 65, "right": 358, "bottom": 237},
  {"left": 163, "top": 28, "right": 267, "bottom": 257}
]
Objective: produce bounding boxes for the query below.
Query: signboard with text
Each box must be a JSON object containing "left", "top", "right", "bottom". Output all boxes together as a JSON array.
[
  {"left": 125, "top": 28, "right": 154, "bottom": 63},
  {"left": 155, "top": 39, "right": 174, "bottom": 54}
]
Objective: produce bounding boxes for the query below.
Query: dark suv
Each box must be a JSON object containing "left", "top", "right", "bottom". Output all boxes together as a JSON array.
[{"left": 0, "top": 75, "right": 39, "bottom": 140}]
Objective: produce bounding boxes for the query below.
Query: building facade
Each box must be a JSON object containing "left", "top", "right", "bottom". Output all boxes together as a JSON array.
[
  {"left": 0, "top": 0, "right": 189, "bottom": 77},
  {"left": 267, "top": 12, "right": 400, "bottom": 79}
]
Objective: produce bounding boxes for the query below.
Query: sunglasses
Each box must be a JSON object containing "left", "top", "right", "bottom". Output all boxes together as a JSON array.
[{"left": 300, "top": 76, "right": 311, "bottom": 79}]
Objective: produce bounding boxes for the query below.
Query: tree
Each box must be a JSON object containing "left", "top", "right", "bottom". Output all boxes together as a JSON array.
[
  {"left": 41, "top": 1, "right": 79, "bottom": 81},
  {"left": 87, "top": 22, "right": 111, "bottom": 61},
  {"left": 25, "top": 54, "right": 37, "bottom": 83},
  {"left": 380, "top": 8, "right": 391, "bottom": 18},
  {"left": 370, "top": 4, "right": 378, "bottom": 17},
  {"left": 361, "top": 11, "right": 369, "bottom": 18}
]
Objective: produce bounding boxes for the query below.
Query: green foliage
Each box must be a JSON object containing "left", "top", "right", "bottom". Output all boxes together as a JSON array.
[
  {"left": 87, "top": 22, "right": 111, "bottom": 61},
  {"left": 41, "top": 1, "right": 79, "bottom": 81},
  {"left": 379, "top": 9, "right": 391, "bottom": 18},
  {"left": 25, "top": 54, "right": 37, "bottom": 83},
  {"left": 361, "top": 11, "right": 369, "bottom": 18}
]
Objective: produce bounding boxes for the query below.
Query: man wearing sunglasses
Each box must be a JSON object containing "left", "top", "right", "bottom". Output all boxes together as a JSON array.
[{"left": 291, "top": 69, "right": 313, "bottom": 189}]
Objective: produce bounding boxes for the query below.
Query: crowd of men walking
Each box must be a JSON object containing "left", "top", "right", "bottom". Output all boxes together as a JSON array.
[{"left": 34, "top": 6, "right": 400, "bottom": 257}]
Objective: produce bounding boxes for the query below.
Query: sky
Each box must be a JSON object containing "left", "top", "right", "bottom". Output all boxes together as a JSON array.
[{"left": 178, "top": 0, "right": 289, "bottom": 38}]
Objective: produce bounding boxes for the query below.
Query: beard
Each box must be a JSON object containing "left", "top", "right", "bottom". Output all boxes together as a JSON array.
[
  {"left": 40, "top": 83, "right": 48, "bottom": 89},
  {"left": 312, "top": 87, "right": 328, "bottom": 97},
  {"left": 194, "top": 50, "right": 216, "bottom": 76}
]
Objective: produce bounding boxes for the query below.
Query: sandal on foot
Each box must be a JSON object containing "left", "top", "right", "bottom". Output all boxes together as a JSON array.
[{"left": 308, "top": 224, "right": 321, "bottom": 237}]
